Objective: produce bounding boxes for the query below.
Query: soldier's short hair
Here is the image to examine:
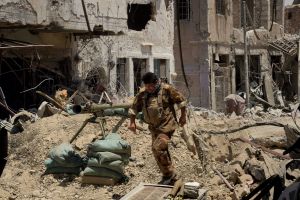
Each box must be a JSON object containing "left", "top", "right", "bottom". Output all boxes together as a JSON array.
[{"left": 142, "top": 72, "right": 158, "bottom": 84}]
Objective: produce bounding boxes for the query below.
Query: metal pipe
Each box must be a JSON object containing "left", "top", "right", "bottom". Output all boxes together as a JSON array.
[{"left": 243, "top": 1, "right": 250, "bottom": 108}]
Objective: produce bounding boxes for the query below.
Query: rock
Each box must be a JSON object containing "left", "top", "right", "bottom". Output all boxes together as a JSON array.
[
  {"left": 227, "top": 171, "right": 239, "bottom": 185},
  {"left": 233, "top": 152, "right": 249, "bottom": 168},
  {"left": 129, "top": 157, "right": 136, "bottom": 162},
  {"left": 235, "top": 184, "right": 250, "bottom": 199},
  {"left": 212, "top": 121, "right": 225, "bottom": 128},
  {"left": 32, "top": 190, "right": 41, "bottom": 197},
  {"left": 230, "top": 163, "right": 245, "bottom": 175},
  {"left": 229, "top": 112, "right": 238, "bottom": 119},
  {"left": 136, "top": 161, "right": 145, "bottom": 167},
  {"left": 184, "top": 182, "right": 200, "bottom": 199},
  {"left": 244, "top": 158, "right": 266, "bottom": 181},
  {"left": 238, "top": 174, "right": 254, "bottom": 185},
  {"left": 171, "top": 136, "right": 181, "bottom": 148},
  {"left": 210, "top": 176, "right": 222, "bottom": 186}
]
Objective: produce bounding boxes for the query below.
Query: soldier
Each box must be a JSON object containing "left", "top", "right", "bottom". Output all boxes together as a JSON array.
[{"left": 128, "top": 72, "right": 187, "bottom": 185}]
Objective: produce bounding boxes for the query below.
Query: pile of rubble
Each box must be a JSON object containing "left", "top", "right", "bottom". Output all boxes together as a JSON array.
[
  {"left": 0, "top": 106, "right": 300, "bottom": 199},
  {"left": 1, "top": 87, "right": 300, "bottom": 199}
]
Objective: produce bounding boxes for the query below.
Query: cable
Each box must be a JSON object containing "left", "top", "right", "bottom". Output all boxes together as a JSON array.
[
  {"left": 20, "top": 78, "right": 54, "bottom": 94},
  {"left": 269, "top": 0, "right": 277, "bottom": 32}
]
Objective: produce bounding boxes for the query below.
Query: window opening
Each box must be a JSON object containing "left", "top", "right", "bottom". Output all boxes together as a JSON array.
[
  {"left": 178, "top": 0, "right": 191, "bottom": 20},
  {"left": 127, "top": 4, "right": 152, "bottom": 31},
  {"left": 216, "top": 0, "right": 225, "bottom": 15}
]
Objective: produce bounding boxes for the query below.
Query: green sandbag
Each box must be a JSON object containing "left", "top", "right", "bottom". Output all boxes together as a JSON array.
[
  {"left": 45, "top": 158, "right": 83, "bottom": 168},
  {"left": 82, "top": 167, "right": 123, "bottom": 181},
  {"left": 49, "top": 143, "right": 82, "bottom": 165},
  {"left": 104, "top": 132, "right": 122, "bottom": 140},
  {"left": 87, "top": 158, "right": 124, "bottom": 173},
  {"left": 87, "top": 151, "right": 129, "bottom": 165},
  {"left": 43, "top": 166, "right": 81, "bottom": 175},
  {"left": 88, "top": 139, "right": 131, "bottom": 155}
]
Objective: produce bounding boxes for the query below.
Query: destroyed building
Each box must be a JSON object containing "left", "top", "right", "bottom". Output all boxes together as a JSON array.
[
  {"left": 174, "top": 0, "right": 286, "bottom": 111},
  {"left": 285, "top": 1, "right": 300, "bottom": 34},
  {"left": 0, "top": 0, "right": 175, "bottom": 117}
]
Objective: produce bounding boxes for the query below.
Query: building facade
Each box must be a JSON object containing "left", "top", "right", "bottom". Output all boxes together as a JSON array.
[
  {"left": 174, "top": 0, "right": 284, "bottom": 111},
  {"left": 0, "top": 0, "right": 175, "bottom": 114}
]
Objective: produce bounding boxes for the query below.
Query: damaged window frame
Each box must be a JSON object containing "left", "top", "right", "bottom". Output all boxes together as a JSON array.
[
  {"left": 127, "top": 3, "right": 155, "bottom": 31},
  {"left": 216, "top": 0, "right": 226, "bottom": 15},
  {"left": 178, "top": 0, "right": 191, "bottom": 20}
]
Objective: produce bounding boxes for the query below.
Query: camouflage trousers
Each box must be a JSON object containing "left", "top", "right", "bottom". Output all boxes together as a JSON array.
[{"left": 151, "top": 130, "right": 175, "bottom": 177}]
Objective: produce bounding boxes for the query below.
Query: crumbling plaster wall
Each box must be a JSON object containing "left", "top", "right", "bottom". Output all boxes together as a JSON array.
[
  {"left": 75, "top": 0, "right": 175, "bottom": 94},
  {"left": 0, "top": 0, "right": 127, "bottom": 32},
  {"left": 174, "top": 0, "right": 210, "bottom": 107},
  {"left": 207, "top": 0, "right": 233, "bottom": 43}
]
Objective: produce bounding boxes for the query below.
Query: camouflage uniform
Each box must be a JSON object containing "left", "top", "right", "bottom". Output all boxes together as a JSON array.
[{"left": 129, "top": 83, "right": 186, "bottom": 178}]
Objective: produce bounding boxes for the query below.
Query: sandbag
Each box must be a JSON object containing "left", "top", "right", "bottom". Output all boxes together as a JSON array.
[
  {"left": 104, "top": 132, "right": 122, "bottom": 140},
  {"left": 44, "top": 166, "right": 81, "bottom": 175},
  {"left": 87, "top": 151, "right": 129, "bottom": 165},
  {"left": 45, "top": 158, "right": 83, "bottom": 168},
  {"left": 49, "top": 143, "right": 82, "bottom": 165},
  {"left": 87, "top": 158, "right": 124, "bottom": 173},
  {"left": 88, "top": 139, "right": 131, "bottom": 155},
  {"left": 82, "top": 167, "right": 123, "bottom": 181}
]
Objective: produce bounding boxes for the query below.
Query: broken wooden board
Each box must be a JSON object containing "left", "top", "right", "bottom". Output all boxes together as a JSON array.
[
  {"left": 120, "top": 183, "right": 207, "bottom": 200},
  {"left": 80, "top": 175, "right": 116, "bottom": 185},
  {"left": 263, "top": 74, "right": 275, "bottom": 106}
]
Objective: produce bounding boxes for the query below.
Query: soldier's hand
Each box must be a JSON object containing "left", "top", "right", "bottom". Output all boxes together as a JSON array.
[
  {"left": 128, "top": 122, "right": 137, "bottom": 134},
  {"left": 178, "top": 115, "right": 186, "bottom": 127}
]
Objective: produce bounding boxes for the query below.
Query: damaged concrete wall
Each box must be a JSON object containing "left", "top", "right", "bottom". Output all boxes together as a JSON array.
[
  {"left": 231, "top": 0, "right": 284, "bottom": 30},
  {"left": 0, "top": 0, "right": 128, "bottom": 32},
  {"left": 207, "top": 0, "right": 233, "bottom": 43},
  {"left": 285, "top": 5, "right": 300, "bottom": 34},
  {"left": 75, "top": 0, "right": 175, "bottom": 96},
  {"left": 174, "top": 0, "right": 210, "bottom": 107},
  {"left": 0, "top": 0, "right": 175, "bottom": 97}
]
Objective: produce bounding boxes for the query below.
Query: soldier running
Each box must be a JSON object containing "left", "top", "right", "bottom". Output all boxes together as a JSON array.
[{"left": 128, "top": 72, "right": 187, "bottom": 185}]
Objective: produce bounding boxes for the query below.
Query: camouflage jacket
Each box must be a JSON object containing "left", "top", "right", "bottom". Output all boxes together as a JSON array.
[{"left": 129, "top": 83, "right": 186, "bottom": 133}]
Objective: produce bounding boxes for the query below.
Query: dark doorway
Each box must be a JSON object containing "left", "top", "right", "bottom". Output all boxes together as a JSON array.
[
  {"left": 235, "top": 55, "right": 244, "bottom": 92},
  {"left": 127, "top": 4, "right": 152, "bottom": 31},
  {"left": 0, "top": 56, "right": 71, "bottom": 119},
  {"left": 271, "top": 56, "right": 282, "bottom": 85},
  {"left": 249, "top": 55, "right": 260, "bottom": 85},
  {"left": 154, "top": 59, "right": 167, "bottom": 79},
  {"left": 116, "top": 58, "right": 126, "bottom": 93},
  {"left": 133, "top": 58, "right": 147, "bottom": 94}
]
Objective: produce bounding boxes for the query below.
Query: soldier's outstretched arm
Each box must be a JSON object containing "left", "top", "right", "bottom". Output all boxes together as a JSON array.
[{"left": 128, "top": 92, "right": 144, "bottom": 134}]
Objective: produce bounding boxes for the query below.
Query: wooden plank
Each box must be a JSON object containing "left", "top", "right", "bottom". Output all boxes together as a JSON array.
[
  {"left": 80, "top": 175, "right": 116, "bottom": 185},
  {"left": 263, "top": 74, "right": 275, "bottom": 106}
]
